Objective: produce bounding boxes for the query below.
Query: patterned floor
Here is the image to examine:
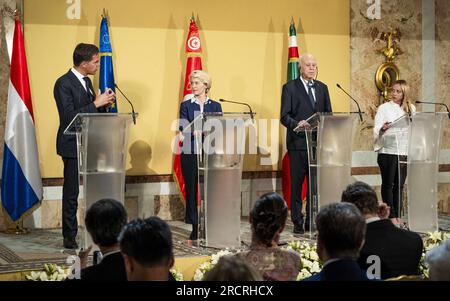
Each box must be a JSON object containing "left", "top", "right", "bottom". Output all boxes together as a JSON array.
[
  {"left": 1, "top": 215, "right": 449, "bottom": 274},
  {"left": 0, "top": 217, "right": 313, "bottom": 273}
]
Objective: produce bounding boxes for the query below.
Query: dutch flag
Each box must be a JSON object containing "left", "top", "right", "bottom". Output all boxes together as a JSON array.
[{"left": 1, "top": 18, "right": 42, "bottom": 221}]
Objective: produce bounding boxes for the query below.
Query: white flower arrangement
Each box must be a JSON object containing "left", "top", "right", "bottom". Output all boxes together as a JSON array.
[
  {"left": 193, "top": 249, "right": 234, "bottom": 281},
  {"left": 285, "top": 241, "right": 322, "bottom": 280},
  {"left": 170, "top": 268, "right": 184, "bottom": 281},
  {"left": 419, "top": 231, "right": 450, "bottom": 278},
  {"left": 25, "top": 263, "right": 69, "bottom": 281}
]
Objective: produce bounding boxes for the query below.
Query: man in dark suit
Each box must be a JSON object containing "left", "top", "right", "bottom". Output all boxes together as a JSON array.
[
  {"left": 78, "top": 199, "right": 127, "bottom": 281},
  {"left": 341, "top": 181, "right": 423, "bottom": 279},
  {"left": 54, "top": 43, "right": 115, "bottom": 249},
  {"left": 280, "top": 53, "right": 332, "bottom": 234},
  {"left": 303, "top": 203, "right": 370, "bottom": 281}
]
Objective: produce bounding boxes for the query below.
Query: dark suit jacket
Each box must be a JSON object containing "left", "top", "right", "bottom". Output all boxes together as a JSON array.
[
  {"left": 280, "top": 78, "right": 332, "bottom": 150},
  {"left": 81, "top": 252, "right": 127, "bottom": 281},
  {"left": 303, "top": 259, "right": 370, "bottom": 281},
  {"left": 179, "top": 98, "right": 222, "bottom": 154},
  {"left": 358, "top": 219, "right": 423, "bottom": 279},
  {"left": 54, "top": 70, "right": 104, "bottom": 158}
]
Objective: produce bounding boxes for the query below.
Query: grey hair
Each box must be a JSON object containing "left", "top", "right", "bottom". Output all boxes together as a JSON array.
[
  {"left": 425, "top": 239, "right": 450, "bottom": 281},
  {"left": 189, "top": 70, "right": 212, "bottom": 91}
]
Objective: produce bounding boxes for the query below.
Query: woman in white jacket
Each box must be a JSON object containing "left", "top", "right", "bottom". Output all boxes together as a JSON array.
[{"left": 373, "top": 80, "right": 415, "bottom": 222}]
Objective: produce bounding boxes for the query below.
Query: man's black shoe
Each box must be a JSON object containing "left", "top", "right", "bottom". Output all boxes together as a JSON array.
[
  {"left": 305, "top": 224, "right": 311, "bottom": 232},
  {"left": 189, "top": 224, "right": 198, "bottom": 240},
  {"left": 293, "top": 224, "right": 305, "bottom": 234},
  {"left": 63, "top": 237, "right": 78, "bottom": 249}
]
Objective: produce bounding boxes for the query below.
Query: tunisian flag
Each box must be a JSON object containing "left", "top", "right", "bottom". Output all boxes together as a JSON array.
[
  {"left": 281, "top": 19, "right": 307, "bottom": 208},
  {"left": 173, "top": 17, "right": 203, "bottom": 202},
  {"left": 1, "top": 18, "right": 43, "bottom": 221}
]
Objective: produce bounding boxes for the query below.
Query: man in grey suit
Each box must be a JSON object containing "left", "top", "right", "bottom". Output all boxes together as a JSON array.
[
  {"left": 54, "top": 43, "right": 115, "bottom": 249},
  {"left": 280, "top": 53, "right": 332, "bottom": 234}
]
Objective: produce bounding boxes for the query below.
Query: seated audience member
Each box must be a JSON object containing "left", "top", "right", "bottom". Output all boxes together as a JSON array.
[
  {"left": 303, "top": 203, "right": 369, "bottom": 281},
  {"left": 119, "top": 217, "right": 174, "bottom": 281},
  {"left": 202, "top": 255, "right": 263, "bottom": 281},
  {"left": 425, "top": 239, "right": 450, "bottom": 281},
  {"left": 341, "top": 181, "right": 423, "bottom": 279},
  {"left": 79, "top": 199, "right": 127, "bottom": 281},
  {"left": 234, "top": 192, "right": 301, "bottom": 281}
]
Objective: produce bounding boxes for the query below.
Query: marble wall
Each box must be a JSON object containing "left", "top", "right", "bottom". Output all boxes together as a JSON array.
[
  {"left": 350, "top": 0, "right": 423, "bottom": 150},
  {"left": 436, "top": 0, "right": 450, "bottom": 150}
]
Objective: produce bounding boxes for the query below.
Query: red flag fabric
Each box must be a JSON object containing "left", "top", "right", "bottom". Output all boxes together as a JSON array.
[{"left": 173, "top": 18, "right": 204, "bottom": 203}]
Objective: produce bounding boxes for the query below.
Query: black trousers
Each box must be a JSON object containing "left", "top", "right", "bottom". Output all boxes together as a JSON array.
[
  {"left": 180, "top": 153, "right": 198, "bottom": 225},
  {"left": 62, "top": 157, "right": 79, "bottom": 239},
  {"left": 288, "top": 149, "right": 310, "bottom": 226},
  {"left": 377, "top": 153, "right": 407, "bottom": 218}
]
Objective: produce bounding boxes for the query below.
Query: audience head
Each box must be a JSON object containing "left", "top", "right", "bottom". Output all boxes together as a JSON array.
[
  {"left": 202, "top": 255, "right": 263, "bottom": 281},
  {"left": 425, "top": 239, "right": 450, "bottom": 281},
  {"left": 250, "top": 192, "right": 288, "bottom": 247},
  {"left": 85, "top": 199, "right": 127, "bottom": 247},
  {"left": 316, "top": 203, "right": 366, "bottom": 261},
  {"left": 341, "top": 181, "right": 379, "bottom": 216},
  {"left": 119, "top": 217, "right": 174, "bottom": 281}
]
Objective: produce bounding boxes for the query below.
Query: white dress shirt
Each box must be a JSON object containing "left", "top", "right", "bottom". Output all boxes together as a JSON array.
[
  {"left": 191, "top": 96, "right": 210, "bottom": 114},
  {"left": 373, "top": 101, "right": 416, "bottom": 155},
  {"left": 71, "top": 67, "right": 94, "bottom": 95},
  {"left": 300, "top": 77, "right": 316, "bottom": 101}
]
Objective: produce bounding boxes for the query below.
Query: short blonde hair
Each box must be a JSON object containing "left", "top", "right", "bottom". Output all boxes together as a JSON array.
[{"left": 189, "top": 70, "right": 212, "bottom": 91}]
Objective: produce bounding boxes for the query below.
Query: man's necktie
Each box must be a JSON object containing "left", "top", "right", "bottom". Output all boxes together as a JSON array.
[
  {"left": 307, "top": 80, "right": 315, "bottom": 108},
  {"left": 83, "top": 76, "right": 95, "bottom": 102}
]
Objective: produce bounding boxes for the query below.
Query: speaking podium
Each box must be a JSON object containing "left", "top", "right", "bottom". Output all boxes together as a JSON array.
[
  {"left": 295, "top": 113, "right": 359, "bottom": 234},
  {"left": 183, "top": 112, "right": 252, "bottom": 248},
  {"left": 64, "top": 113, "right": 135, "bottom": 248},
  {"left": 407, "top": 112, "right": 447, "bottom": 233}
]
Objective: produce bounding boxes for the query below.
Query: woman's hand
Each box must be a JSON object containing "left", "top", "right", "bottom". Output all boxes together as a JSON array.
[{"left": 381, "top": 122, "right": 391, "bottom": 132}]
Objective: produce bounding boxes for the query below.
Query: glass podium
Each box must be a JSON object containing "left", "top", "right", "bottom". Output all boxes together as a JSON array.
[
  {"left": 295, "top": 113, "right": 359, "bottom": 235},
  {"left": 64, "top": 113, "right": 135, "bottom": 249}
]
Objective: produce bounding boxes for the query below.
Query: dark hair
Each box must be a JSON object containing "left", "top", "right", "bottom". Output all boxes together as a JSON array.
[
  {"left": 73, "top": 43, "right": 99, "bottom": 66},
  {"left": 250, "top": 192, "right": 288, "bottom": 247},
  {"left": 202, "top": 255, "right": 263, "bottom": 281},
  {"left": 341, "top": 181, "right": 379, "bottom": 215},
  {"left": 85, "top": 199, "right": 127, "bottom": 247},
  {"left": 316, "top": 203, "right": 366, "bottom": 259},
  {"left": 119, "top": 217, "right": 173, "bottom": 267}
]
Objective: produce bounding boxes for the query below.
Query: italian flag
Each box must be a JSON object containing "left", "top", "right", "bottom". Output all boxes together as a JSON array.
[{"left": 281, "top": 19, "right": 307, "bottom": 208}]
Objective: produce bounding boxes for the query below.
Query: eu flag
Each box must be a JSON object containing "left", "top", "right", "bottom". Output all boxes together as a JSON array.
[{"left": 99, "top": 16, "right": 117, "bottom": 112}]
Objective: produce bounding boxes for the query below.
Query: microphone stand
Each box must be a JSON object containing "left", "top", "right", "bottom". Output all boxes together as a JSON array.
[
  {"left": 336, "top": 84, "right": 364, "bottom": 122},
  {"left": 416, "top": 101, "right": 450, "bottom": 119},
  {"left": 114, "top": 83, "right": 137, "bottom": 125},
  {"left": 218, "top": 98, "right": 254, "bottom": 120}
]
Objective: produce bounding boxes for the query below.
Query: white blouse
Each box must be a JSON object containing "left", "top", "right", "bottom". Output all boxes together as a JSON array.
[{"left": 373, "top": 101, "right": 416, "bottom": 155}]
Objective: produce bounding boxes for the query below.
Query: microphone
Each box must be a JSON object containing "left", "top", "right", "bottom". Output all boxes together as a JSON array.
[
  {"left": 114, "top": 83, "right": 137, "bottom": 125},
  {"left": 219, "top": 98, "right": 254, "bottom": 120},
  {"left": 416, "top": 101, "right": 450, "bottom": 119},
  {"left": 336, "top": 83, "right": 363, "bottom": 122}
]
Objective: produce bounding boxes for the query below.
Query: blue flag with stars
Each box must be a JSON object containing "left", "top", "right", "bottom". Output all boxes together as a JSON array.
[{"left": 99, "top": 16, "right": 117, "bottom": 112}]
